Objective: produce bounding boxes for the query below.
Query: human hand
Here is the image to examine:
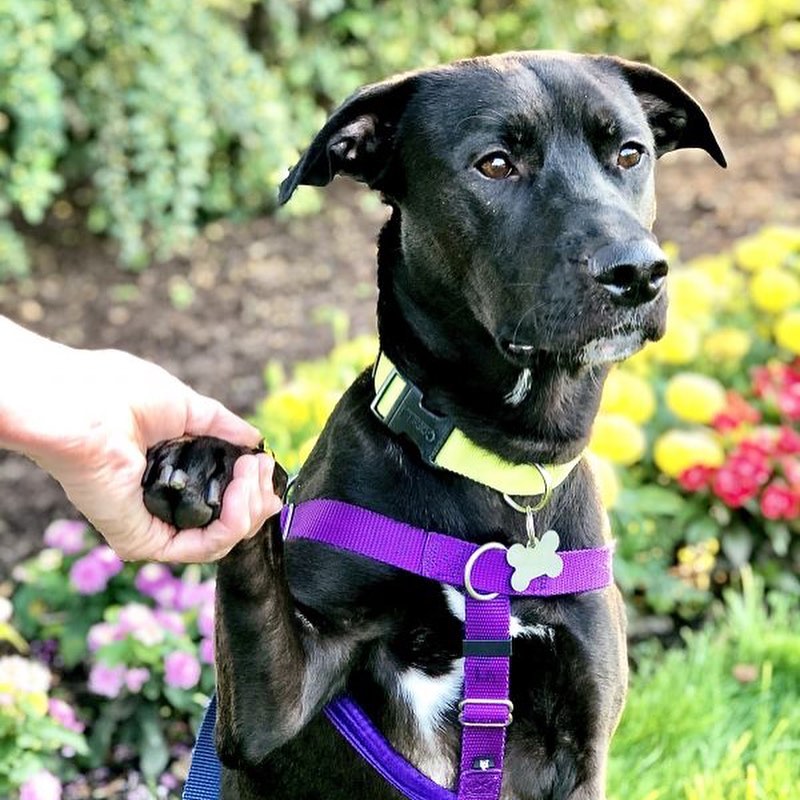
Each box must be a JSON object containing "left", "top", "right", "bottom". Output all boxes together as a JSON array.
[{"left": 2, "top": 322, "right": 281, "bottom": 562}]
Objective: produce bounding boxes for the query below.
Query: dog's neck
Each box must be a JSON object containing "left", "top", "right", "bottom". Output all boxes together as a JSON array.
[{"left": 376, "top": 208, "right": 608, "bottom": 465}]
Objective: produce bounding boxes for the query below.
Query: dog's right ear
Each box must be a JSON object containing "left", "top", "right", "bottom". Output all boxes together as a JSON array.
[{"left": 278, "top": 74, "right": 419, "bottom": 205}]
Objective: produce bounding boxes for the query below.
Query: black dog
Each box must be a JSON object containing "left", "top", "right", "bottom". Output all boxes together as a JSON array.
[{"left": 144, "top": 52, "right": 725, "bottom": 800}]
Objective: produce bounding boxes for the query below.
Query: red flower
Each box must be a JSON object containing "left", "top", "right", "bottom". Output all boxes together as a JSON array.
[
  {"left": 776, "top": 426, "right": 800, "bottom": 455},
  {"left": 759, "top": 481, "right": 800, "bottom": 520},
  {"left": 711, "top": 446, "right": 772, "bottom": 508},
  {"left": 777, "top": 381, "right": 800, "bottom": 421},
  {"left": 712, "top": 391, "right": 761, "bottom": 433},
  {"left": 678, "top": 465, "right": 716, "bottom": 492}
]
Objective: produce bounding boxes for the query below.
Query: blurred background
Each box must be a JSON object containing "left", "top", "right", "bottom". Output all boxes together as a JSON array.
[{"left": 0, "top": 1, "right": 798, "bottom": 798}]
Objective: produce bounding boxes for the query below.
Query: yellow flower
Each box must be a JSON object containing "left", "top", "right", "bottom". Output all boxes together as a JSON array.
[
  {"left": 600, "top": 369, "right": 656, "bottom": 423},
  {"left": 703, "top": 327, "right": 751, "bottom": 361},
  {"left": 648, "top": 314, "right": 701, "bottom": 365},
  {"left": 665, "top": 373, "right": 727, "bottom": 424},
  {"left": 749, "top": 268, "right": 800, "bottom": 313},
  {"left": 670, "top": 269, "right": 718, "bottom": 318},
  {"left": 585, "top": 452, "right": 620, "bottom": 509},
  {"left": 589, "top": 414, "right": 646, "bottom": 466},
  {"left": 23, "top": 690, "right": 49, "bottom": 717},
  {"left": 775, "top": 309, "right": 800, "bottom": 355},
  {"left": 653, "top": 429, "right": 725, "bottom": 478},
  {"left": 735, "top": 227, "right": 799, "bottom": 272}
]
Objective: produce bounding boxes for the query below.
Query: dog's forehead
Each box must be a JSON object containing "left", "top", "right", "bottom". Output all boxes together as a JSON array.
[{"left": 408, "top": 53, "right": 646, "bottom": 146}]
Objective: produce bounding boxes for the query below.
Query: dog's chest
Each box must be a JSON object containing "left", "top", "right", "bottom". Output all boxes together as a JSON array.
[{"left": 385, "top": 585, "right": 555, "bottom": 787}]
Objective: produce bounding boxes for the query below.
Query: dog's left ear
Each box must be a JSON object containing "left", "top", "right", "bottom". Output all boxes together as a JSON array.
[
  {"left": 278, "top": 73, "right": 419, "bottom": 205},
  {"left": 598, "top": 57, "right": 727, "bottom": 168}
]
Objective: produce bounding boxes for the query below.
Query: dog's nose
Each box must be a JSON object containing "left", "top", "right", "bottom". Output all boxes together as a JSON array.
[{"left": 590, "top": 239, "right": 668, "bottom": 306}]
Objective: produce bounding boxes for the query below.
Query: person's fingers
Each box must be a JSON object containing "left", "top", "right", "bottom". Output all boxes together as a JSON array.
[
  {"left": 154, "top": 453, "right": 279, "bottom": 563},
  {"left": 183, "top": 393, "right": 263, "bottom": 447}
]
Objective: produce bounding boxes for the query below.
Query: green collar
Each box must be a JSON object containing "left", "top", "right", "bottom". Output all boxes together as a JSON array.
[{"left": 371, "top": 353, "right": 582, "bottom": 499}]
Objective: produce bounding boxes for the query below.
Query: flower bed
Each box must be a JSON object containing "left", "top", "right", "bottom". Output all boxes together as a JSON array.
[{"left": 2, "top": 226, "right": 798, "bottom": 796}]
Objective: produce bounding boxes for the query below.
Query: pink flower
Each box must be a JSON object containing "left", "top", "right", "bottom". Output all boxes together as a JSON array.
[
  {"left": 164, "top": 651, "right": 201, "bottom": 690},
  {"left": 776, "top": 426, "right": 800, "bottom": 455},
  {"left": 760, "top": 481, "right": 800, "bottom": 520},
  {"left": 199, "top": 637, "right": 215, "bottom": 665},
  {"left": 20, "top": 770, "right": 61, "bottom": 800},
  {"left": 87, "top": 622, "right": 120, "bottom": 652},
  {"left": 134, "top": 563, "right": 174, "bottom": 597},
  {"left": 69, "top": 546, "right": 123, "bottom": 594},
  {"left": 43, "top": 520, "right": 87, "bottom": 555},
  {"left": 70, "top": 555, "right": 110, "bottom": 595},
  {"left": 678, "top": 465, "right": 715, "bottom": 492},
  {"left": 88, "top": 662, "right": 127, "bottom": 698},
  {"left": 92, "top": 546, "right": 124, "bottom": 578},
  {"left": 197, "top": 603, "right": 215, "bottom": 639},
  {"left": 48, "top": 697, "right": 85, "bottom": 733},
  {"left": 154, "top": 609, "right": 186, "bottom": 637},
  {"left": 125, "top": 667, "right": 151, "bottom": 693}
]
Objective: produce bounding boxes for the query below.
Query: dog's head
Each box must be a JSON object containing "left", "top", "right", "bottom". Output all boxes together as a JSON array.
[{"left": 280, "top": 52, "right": 725, "bottom": 371}]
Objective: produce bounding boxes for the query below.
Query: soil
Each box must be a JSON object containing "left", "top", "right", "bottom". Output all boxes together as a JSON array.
[{"left": 2, "top": 96, "right": 799, "bottom": 580}]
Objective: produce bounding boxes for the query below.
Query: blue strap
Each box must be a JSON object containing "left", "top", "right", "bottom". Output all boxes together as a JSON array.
[{"left": 182, "top": 694, "right": 221, "bottom": 799}]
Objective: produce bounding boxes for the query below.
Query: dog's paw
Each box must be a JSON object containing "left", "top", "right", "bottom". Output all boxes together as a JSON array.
[{"left": 142, "top": 436, "right": 255, "bottom": 529}]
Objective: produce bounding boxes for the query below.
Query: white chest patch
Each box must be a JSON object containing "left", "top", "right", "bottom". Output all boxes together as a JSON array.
[
  {"left": 442, "top": 585, "right": 554, "bottom": 640},
  {"left": 398, "top": 660, "right": 464, "bottom": 741}
]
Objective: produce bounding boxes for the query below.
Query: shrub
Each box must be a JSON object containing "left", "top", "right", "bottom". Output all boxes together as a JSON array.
[{"left": 0, "top": 0, "right": 293, "bottom": 276}]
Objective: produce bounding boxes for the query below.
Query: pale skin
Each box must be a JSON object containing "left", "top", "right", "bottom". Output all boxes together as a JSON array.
[{"left": 0, "top": 316, "right": 282, "bottom": 562}]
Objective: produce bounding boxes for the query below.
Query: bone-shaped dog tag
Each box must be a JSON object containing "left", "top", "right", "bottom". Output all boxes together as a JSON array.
[{"left": 506, "top": 530, "right": 564, "bottom": 591}]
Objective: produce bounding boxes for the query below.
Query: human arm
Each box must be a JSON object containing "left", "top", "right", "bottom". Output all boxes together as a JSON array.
[{"left": 0, "top": 316, "right": 281, "bottom": 562}]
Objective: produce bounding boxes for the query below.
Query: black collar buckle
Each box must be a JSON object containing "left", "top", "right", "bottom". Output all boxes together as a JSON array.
[{"left": 370, "top": 367, "right": 455, "bottom": 466}]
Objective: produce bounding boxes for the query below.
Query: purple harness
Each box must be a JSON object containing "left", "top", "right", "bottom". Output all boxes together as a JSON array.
[{"left": 282, "top": 498, "right": 615, "bottom": 800}]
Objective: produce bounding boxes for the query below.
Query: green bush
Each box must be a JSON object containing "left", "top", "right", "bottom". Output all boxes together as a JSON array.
[
  {"left": 1, "top": 0, "right": 798, "bottom": 277},
  {"left": 0, "top": 0, "right": 293, "bottom": 276}
]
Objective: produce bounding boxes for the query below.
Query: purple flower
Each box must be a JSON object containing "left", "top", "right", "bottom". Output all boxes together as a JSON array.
[
  {"left": 199, "top": 637, "right": 215, "bottom": 665},
  {"left": 164, "top": 651, "right": 201, "bottom": 690},
  {"left": 197, "top": 603, "right": 215, "bottom": 639},
  {"left": 134, "top": 563, "right": 174, "bottom": 597},
  {"left": 117, "top": 603, "right": 164, "bottom": 646},
  {"left": 154, "top": 609, "right": 186, "bottom": 637},
  {"left": 48, "top": 697, "right": 85, "bottom": 733},
  {"left": 88, "top": 662, "right": 127, "bottom": 698},
  {"left": 87, "top": 622, "right": 119, "bottom": 652},
  {"left": 70, "top": 555, "right": 110, "bottom": 595},
  {"left": 125, "top": 667, "right": 151, "bottom": 693},
  {"left": 151, "top": 578, "right": 181, "bottom": 609},
  {"left": 43, "top": 520, "right": 87, "bottom": 555},
  {"left": 92, "top": 545, "right": 123, "bottom": 578},
  {"left": 69, "top": 546, "right": 123, "bottom": 595},
  {"left": 20, "top": 770, "right": 62, "bottom": 800}
]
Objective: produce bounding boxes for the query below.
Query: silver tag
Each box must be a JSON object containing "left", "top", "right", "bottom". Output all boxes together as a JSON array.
[{"left": 506, "top": 530, "right": 564, "bottom": 592}]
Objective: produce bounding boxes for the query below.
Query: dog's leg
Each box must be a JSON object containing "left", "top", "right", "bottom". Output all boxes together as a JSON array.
[{"left": 144, "top": 437, "right": 372, "bottom": 771}]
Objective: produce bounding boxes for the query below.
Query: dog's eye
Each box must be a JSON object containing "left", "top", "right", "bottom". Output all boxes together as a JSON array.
[
  {"left": 475, "top": 153, "right": 517, "bottom": 180},
  {"left": 617, "top": 144, "right": 644, "bottom": 169}
]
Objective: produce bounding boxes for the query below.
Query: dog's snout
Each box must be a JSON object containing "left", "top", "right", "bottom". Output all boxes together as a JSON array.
[{"left": 590, "top": 240, "right": 668, "bottom": 306}]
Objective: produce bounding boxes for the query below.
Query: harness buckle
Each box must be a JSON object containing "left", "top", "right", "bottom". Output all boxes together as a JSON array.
[
  {"left": 370, "top": 368, "right": 455, "bottom": 466},
  {"left": 457, "top": 698, "right": 514, "bottom": 728},
  {"left": 463, "top": 541, "right": 507, "bottom": 600}
]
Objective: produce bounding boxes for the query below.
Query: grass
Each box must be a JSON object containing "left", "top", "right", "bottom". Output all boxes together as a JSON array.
[{"left": 609, "top": 570, "right": 800, "bottom": 800}]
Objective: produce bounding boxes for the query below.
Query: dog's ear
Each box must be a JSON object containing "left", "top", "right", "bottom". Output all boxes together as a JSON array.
[
  {"left": 598, "top": 57, "right": 726, "bottom": 168},
  {"left": 278, "top": 74, "right": 418, "bottom": 204}
]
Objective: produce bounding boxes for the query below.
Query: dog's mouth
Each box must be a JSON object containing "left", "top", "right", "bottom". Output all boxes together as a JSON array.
[{"left": 501, "top": 320, "right": 658, "bottom": 368}]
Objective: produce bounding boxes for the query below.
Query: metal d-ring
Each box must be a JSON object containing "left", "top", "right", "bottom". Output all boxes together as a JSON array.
[
  {"left": 502, "top": 462, "right": 553, "bottom": 514},
  {"left": 464, "top": 542, "right": 507, "bottom": 601}
]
